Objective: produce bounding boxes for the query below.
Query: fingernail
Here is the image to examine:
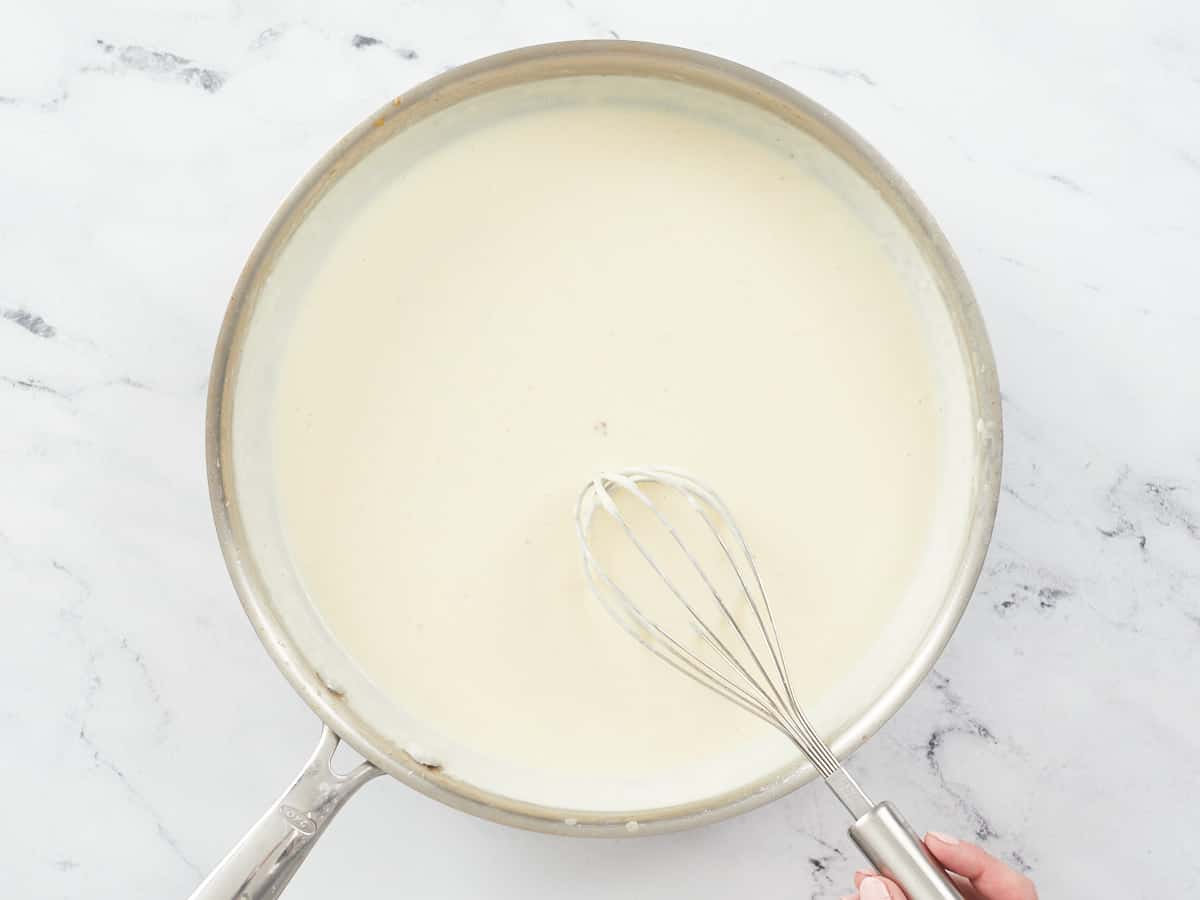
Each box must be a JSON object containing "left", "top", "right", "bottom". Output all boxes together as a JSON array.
[
  {"left": 860, "top": 877, "right": 890, "bottom": 900},
  {"left": 926, "top": 831, "right": 959, "bottom": 845},
  {"left": 839, "top": 895, "right": 857, "bottom": 900},
  {"left": 854, "top": 869, "right": 873, "bottom": 881}
]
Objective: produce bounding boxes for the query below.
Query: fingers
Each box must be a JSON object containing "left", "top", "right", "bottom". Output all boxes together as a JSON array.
[
  {"left": 947, "top": 870, "right": 986, "bottom": 900},
  {"left": 924, "top": 833, "right": 1038, "bottom": 899},
  {"left": 854, "top": 869, "right": 983, "bottom": 900},
  {"left": 846, "top": 835, "right": 1037, "bottom": 900},
  {"left": 843, "top": 874, "right": 907, "bottom": 900}
]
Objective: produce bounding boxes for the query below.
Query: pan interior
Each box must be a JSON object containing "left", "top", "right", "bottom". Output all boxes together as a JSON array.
[{"left": 223, "top": 70, "right": 983, "bottom": 816}]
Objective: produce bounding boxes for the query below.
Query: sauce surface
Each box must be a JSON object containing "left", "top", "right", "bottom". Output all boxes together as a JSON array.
[{"left": 271, "top": 87, "right": 963, "bottom": 811}]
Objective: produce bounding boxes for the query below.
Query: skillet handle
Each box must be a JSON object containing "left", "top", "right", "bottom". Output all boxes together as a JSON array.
[{"left": 188, "top": 726, "right": 382, "bottom": 900}]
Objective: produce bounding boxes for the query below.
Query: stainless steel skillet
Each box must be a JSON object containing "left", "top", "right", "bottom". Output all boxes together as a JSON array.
[{"left": 192, "top": 40, "right": 1002, "bottom": 899}]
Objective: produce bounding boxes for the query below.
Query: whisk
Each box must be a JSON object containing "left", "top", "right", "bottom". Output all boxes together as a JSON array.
[{"left": 576, "top": 466, "right": 963, "bottom": 900}]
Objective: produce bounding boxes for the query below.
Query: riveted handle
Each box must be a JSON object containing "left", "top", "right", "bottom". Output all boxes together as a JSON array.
[
  {"left": 188, "top": 726, "right": 382, "bottom": 900},
  {"left": 848, "top": 802, "right": 963, "bottom": 900}
]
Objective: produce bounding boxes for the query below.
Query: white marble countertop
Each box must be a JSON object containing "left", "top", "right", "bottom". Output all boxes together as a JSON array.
[{"left": 3, "top": 2, "right": 1198, "bottom": 897}]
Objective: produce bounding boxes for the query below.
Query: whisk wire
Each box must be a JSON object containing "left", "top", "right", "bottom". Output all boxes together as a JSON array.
[
  {"left": 582, "top": 477, "right": 800, "bottom": 732},
  {"left": 591, "top": 473, "right": 809, "bottom": 732},
  {"left": 681, "top": 490, "right": 809, "bottom": 728},
  {"left": 655, "top": 470, "right": 847, "bottom": 778},
  {"left": 578, "top": 467, "right": 844, "bottom": 779},
  {"left": 583, "top": 535, "right": 799, "bottom": 736}
]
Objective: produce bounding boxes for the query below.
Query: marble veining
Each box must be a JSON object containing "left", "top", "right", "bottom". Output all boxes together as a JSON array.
[
  {"left": 1, "top": 2, "right": 1197, "bottom": 898},
  {"left": 350, "top": 33, "right": 419, "bottom": 59},
  {"left": 92, "top": 40, "right": 227, "bottom": 94},
  {"left": 3, "top": 307, "right": 57, "bottom": 339}
]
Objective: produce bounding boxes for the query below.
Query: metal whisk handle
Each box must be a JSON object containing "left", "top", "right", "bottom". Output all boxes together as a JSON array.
[{"left": 849, "top": 802, "right": 964, "bottom": 900}]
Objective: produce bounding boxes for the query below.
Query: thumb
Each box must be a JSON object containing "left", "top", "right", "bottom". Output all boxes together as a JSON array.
[
  {"left": 924, "top": 833, "right": 1037, "bottom": 899},
  {"left": 856, "top": 874, "right": 908, "bottom": 900}
]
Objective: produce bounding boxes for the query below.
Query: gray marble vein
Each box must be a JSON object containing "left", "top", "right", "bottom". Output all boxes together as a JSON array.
[
  {"left": 351, "top": 33, "right": 419, "bottom": 59},
  {"left": 92, "top": 40, "right": 226, "bottom": 93},
  {"left": 2, "top": 307, "right": 57, "bottom": 338}
]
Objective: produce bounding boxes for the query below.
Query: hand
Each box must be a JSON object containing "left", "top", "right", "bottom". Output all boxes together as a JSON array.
[{"left": 844, "top": 833, "right": 1038, "bottom": 900}]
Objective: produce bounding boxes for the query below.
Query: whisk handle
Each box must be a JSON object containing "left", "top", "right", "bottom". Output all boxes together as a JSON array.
[{"left": 848, "top": 802, "right": 963, "bottom": 899}]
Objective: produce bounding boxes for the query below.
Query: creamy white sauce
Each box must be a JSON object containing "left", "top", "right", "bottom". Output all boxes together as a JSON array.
[{"left": 258, "top": 77, "right": 975, "bottom": 812}]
